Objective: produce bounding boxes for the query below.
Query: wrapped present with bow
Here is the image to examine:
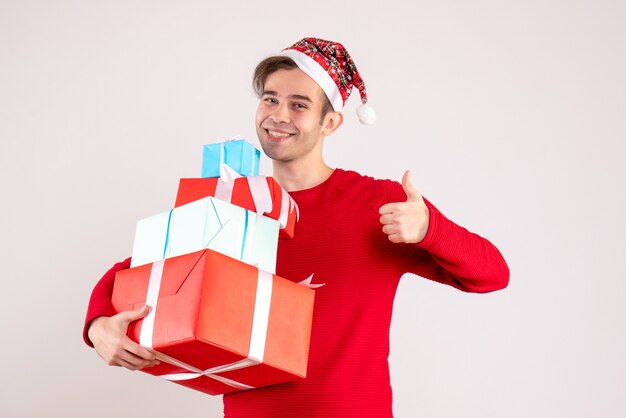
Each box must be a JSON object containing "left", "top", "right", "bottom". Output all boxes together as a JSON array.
[
  {"left": 112, "top": 249, "right": 315, "bottom": 395},
  {"left": 130, "top": 196, "right": 279, "bottom": 273},
  {"left": 201, "top": 139, "right": 261, "bottom": 178},
  {"left": 175, "top": 176, "right": 298, "bottom": 239}
]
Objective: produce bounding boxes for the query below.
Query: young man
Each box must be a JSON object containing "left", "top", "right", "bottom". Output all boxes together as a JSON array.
[{"left": 84, "top": 38, "right": 509, "bottom": 417}]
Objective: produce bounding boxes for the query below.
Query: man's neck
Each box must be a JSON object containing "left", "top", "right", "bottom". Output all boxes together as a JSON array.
[{"left": 272, "top": 160, "right": 334, "bottom": 192}]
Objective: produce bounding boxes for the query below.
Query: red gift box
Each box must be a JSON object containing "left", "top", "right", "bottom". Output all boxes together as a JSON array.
[
  {"left": 175, "top": 177, "right": 298, "bottom": 239},
  {"left": 111, "top": 248, "right": 315, "bottom": 395}
]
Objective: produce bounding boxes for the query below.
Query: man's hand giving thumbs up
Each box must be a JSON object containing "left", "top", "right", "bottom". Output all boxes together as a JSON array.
[{"left": 378, "top": 170, "right": 430, "bottom": 244}]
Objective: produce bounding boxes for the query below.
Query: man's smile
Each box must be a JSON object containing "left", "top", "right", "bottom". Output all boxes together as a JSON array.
[
  {"left": 267, "top": 130, "right": 293, "bottom": 138},
  {"left": 263, "top": 127, "right": 296, "bottom": 142}
]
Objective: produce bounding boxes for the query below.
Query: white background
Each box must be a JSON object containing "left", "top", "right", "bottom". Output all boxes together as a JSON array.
[{"left": 1, "top": 1, "right": 625, "bottom": 417}]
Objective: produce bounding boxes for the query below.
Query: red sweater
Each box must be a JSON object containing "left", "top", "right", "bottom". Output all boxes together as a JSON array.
[{"left": 84, "top": 169, "right": 509, "bottom": 417}]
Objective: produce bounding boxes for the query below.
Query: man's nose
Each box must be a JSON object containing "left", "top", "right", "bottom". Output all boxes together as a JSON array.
[{"left": 270, "top": 103, "right": 290, "bottom": 123}]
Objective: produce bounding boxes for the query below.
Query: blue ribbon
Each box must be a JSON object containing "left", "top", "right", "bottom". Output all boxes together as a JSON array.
[
  {"left": 240, "top": 209, "right": 249, "bottom": 260},
  {"left": 161, "top": 200, "right": 251, "bottom": 263},
  {"left": 162, "top": 209, "right": 174, "bottom": 259}
]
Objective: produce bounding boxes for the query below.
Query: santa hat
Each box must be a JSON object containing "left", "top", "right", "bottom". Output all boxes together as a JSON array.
[{"left": 280, "top": 37, "right": 376, "bottom": 125}]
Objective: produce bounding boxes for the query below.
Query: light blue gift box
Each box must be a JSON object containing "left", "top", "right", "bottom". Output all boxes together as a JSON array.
[
  {"left": 130, "top": 196, "right": 279, "bottom": 273},
  {"left": 201, "top": 139, "right": 261, "bottom": 178}
]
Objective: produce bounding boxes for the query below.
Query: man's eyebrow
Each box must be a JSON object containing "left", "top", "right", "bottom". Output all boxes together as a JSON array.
[
  {"left": 289, "top": 94, "right": 313, "bottom": 102},
  {"left": 261, "top": 91, "right": 313, "bottom": 103}
]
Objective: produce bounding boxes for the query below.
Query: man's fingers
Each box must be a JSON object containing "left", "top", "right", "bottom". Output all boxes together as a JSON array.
[
  {"left": 125, "top": 339, "right": 157, "bottom": 362},
  {"left": 119, "top": 351, "right": 158, "bottom": 369},
  {"left": 401, "top": 170, "right": 421, "bottom": 203},
  {"left": 382, "top": 224, "right": 394, "bottom": 234},
  {"left": 114, "top": 329, "right": 159, "bottom": 368},
  {"left": 110, "top": 342, "right": 159, "bottom": 370},
  {"left": 379, "top": 207, "right": 412, "bottom": 225},
  {"left": 119, "top": 305, "right": 151, "bottom": 324},
  {"left": 386, "top": 233, "right": 403, "bottom": 243},
  {"left": 378, "top": 202, "right": 396, "bottom": 215},
  {"left": 91, "top": 309, "right": 159, "bottom": 372},
  {"left": 382, "top": 226, "right": 402, "bottom": 241},
  {"left": 116, "top": 356, "right": 149, "bottom": 371},
  {"left": 116, "top": 359, "right": 138, "bottom": 370}
]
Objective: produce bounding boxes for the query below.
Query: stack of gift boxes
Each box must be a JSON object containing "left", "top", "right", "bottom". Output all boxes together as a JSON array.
[{"left": 111, "top": 139, "right": 314, "bottom": 395}]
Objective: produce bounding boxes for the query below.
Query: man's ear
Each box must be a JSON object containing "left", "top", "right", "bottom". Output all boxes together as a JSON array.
[{"left": 321, "top": 111, "right": 344, "bottom": 136}]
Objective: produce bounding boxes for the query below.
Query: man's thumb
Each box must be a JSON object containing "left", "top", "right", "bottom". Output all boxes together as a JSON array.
[
  {"left": 402, "top": 170, "right": 420, "bottom": 202},
  {"left": 125, "top": 305, "right": 151, "bottom": 322}
]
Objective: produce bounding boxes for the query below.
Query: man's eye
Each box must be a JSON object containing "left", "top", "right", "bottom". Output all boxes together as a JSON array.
[
  {"left": 263, "top": 97, "right": 277, "bottom": 104},
  {"left": 293, "top": 103, "right": 307, "bottom": 109}
]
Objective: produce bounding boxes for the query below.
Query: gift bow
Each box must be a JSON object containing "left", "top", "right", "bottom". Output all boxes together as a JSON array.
[
  {"left": 139, "top": 259, "right": 274, "bottom": 391},
  {"left": 215, "top": 175, "right": 300, "bottom": 231}
]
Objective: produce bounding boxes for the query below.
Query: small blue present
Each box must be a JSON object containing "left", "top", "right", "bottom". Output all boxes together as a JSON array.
[{"left": 202, "top": 139, "right": 261, "bottom": 178}]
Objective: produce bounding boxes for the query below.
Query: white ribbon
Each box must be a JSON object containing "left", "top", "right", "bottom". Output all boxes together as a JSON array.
[
  {"left": 215, "top": 177, "right": 235, "bottom": 202},
  {"left": 297, "top": 274, "right": 325, "bottom": 289},
  {"left": 278, "top": 187, "right": 291, "bottom": 228},
  {"left": 215, "top": 176, "right": 272, "bottom": 219},
  {"left": 247, "top": 269, "right": 273, "bottom": 363},
  {"left": 154, "top": 351, "right": 255, "bottom": 390},
  {"left": 248, "top": 177, "right": 274, "bottom": 218},
  {"left": 139, "top": 259, "right": 164, "bottom": 349},
  {"left": 140, "top": 262, "right": 274, "bottom": 391},
  {"left": 292, "top": 195, "right": 300, "bottom": 221},
  {"left": 212, "top": 175, "right": 299, "bottom": 233},
  {"left": 219, "top": 164, "right": 241, "bottom": 183}
]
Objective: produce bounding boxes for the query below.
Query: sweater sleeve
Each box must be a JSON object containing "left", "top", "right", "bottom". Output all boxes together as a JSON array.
[
  {"left": 414, "top": 198, "right": 510, "bottom": 293},
  {"left": 82, "top": 257, "right": 132, "bottom": 347},
  {"left": 343, "top": 170, "right": 509, "bottom": 293}
]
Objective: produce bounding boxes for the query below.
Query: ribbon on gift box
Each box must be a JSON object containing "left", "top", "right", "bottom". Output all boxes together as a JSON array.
[
  {"left": 240, "top": 209, "right": 257, "bottom": 263},
  {"left": 218, "top": 140, "right": 258, "bottom": 179},
  {"left": 214, "top": 176, "right": 299, "bottom": 231},
  {"left": 276, "top": 180, "right": 299, "bottom": 226},
  {"left": 218, "top": 160, "right": 244, "bottom": 183},
  {"left": 160, "top": 198, "right": 258, "bottom": 267},
  {"left": 139, "top": 259, "right": 273, "bottom": 390}
]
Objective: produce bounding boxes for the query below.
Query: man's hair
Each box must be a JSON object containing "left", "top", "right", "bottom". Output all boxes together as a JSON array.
[{"left": 253, "top": 55, "right": 334, "bottom": 124}]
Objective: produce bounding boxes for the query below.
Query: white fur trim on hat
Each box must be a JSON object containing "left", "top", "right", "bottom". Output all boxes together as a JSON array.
[{"left": 280, "top": 49, "right": 343, "bottom": 112}]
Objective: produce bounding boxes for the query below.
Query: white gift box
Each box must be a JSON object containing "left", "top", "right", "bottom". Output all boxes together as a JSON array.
[{"left": 130, "top": 196, "right": 279, "bottom": 273}]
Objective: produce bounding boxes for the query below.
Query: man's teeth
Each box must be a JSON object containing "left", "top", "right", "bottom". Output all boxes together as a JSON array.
[{"left": 268, "top": 130, "right": 292, "bottom": 138}]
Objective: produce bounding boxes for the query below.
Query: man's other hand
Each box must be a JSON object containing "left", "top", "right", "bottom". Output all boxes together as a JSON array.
[
  {"left": 379, "top": 170, "right": 430, "bottom": 244},
  {"left": 87, "top": 305, "right": 159, "bottom": 371}
]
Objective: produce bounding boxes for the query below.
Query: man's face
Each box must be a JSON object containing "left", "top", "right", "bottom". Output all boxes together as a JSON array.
[{"left": 255, "top": 68, "right": 329, "bottom": 163}]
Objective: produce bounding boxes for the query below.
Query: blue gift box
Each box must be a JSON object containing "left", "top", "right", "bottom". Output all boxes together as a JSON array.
[{"left": 202, "top": 139, "right": 261, "bottom": 178}]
